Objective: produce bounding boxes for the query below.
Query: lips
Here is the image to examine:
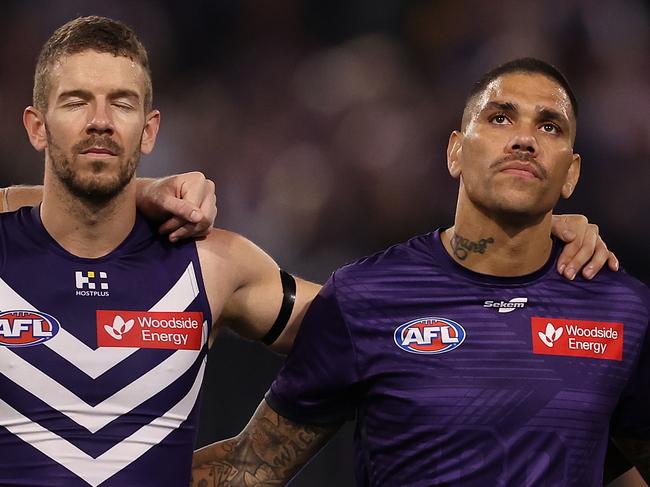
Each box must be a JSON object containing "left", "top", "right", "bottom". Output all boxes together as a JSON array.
[
  {"left": 81, "top": 147, "right": 116, "bottom": 156},
  {"left": 498, "top": 160, "right": 541, "bottom": 179}
]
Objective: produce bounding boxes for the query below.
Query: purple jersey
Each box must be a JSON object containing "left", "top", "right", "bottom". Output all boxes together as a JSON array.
[
  {"left": 267, "top": 230, "right": 650, "bottom": 486},
  {"left": 0, "top": 207, "right": 212, "bottom": 486}
]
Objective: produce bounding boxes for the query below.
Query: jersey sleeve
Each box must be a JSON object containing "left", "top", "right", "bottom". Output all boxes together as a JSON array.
[
  {"left": 265, "top": 274, "right": 361, "bottom": 425},
  {"left": 611, "top": 319, "right": 650, "bottom": 439}
]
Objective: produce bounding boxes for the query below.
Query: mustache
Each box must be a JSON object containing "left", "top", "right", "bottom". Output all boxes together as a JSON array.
[
  {"left": 490, "top": 152, "right": 547, "bottom": 179},
  {"left": 73, "top": 136, "right": 123, "bottom": 156}
]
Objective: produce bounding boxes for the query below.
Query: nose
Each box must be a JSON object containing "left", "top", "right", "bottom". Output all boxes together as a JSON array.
[
  {"left": 506, "top": 132, "right": 538, "bottom": 156},
  {"left": 85, "top": 100, "right": 114, "bottom": 136}
]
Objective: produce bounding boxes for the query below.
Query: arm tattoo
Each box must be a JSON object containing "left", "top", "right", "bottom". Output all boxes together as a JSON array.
[
  {"left": 612, "top": 437, "right": 650, "bottom": 482},
  {"left": 191, "top": 401, "right": 338, "bottom": 486},
  {"left": 450, "top": 233, "right": 494, "bottom": 260}
]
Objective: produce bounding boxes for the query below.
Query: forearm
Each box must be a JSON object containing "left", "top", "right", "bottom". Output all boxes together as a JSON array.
[
  {"left": 191, "top": 400, "right": 336, "bottom": 486},
  {"left": 1, "top": 186, "right": 43, "bottom": 212},
  {"left": 1, "top": 178, "right": 163, "bottom": 213}
]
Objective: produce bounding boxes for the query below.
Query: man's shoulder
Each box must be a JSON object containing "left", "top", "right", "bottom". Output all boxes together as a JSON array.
[
  {"left": 332, "top": 231, "right": 438, "bottom": 284},
  {"left": 0, "top": 206, "right": 39, "bottom": 241},
  {"left": 584, "top": 267, "right": 650, "bottom": 314}
]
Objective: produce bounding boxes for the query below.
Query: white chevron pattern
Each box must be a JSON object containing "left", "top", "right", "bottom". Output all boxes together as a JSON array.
[
  {"left": 1, "top": 358, "right": 206, "bottom": 487},
  {"left": 0, "top": 262, "right": 200, "bottom": 379},
  {"left": 0, "top": 261, "right": 207, "bottom": 485},
  {"left": 0, "top": 320, "right": 206, "bottom": 433}
]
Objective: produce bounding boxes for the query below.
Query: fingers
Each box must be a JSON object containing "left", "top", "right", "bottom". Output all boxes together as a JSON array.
[
  {"left": 556, "top": 222, "right": 619, "bottom": 280},
  {"left": 579, "top": 236, "right": 612, "bottom": 279},
  {"left": 556, "top": 224, "right": 593, "bottom": 280},
  {"left": 167, "top": 188, "right": 216, "bottom": 242},
  {"left": 607, "top": 251, "right": 620, "bottom": 272},
  {"left": 153, "top": 172, "right": 217, "bottom": 242}
]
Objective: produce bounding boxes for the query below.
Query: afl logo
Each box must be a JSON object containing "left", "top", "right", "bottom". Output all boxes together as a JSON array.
[
  {"left": 0, "top": 310, "right": 60, "bottom": 347},
  {"left": 394, "top": 317, "right": 466, "bottom": 354}
]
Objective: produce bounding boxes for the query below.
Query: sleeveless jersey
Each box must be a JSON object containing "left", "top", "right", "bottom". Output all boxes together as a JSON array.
[
  {"left": 267, "top": 229, "right": 650, "bottom": 486},
  {"left": 0, "top": 207, "right": 212, "bottom": 487}
]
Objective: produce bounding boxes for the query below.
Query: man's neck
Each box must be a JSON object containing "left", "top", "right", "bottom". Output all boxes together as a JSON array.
[
  {"left": 441, "top": 201, "right": 554, "bottom": 277},
  {"left": 41, "top": 174, "right": 137, "bottom": 259}
]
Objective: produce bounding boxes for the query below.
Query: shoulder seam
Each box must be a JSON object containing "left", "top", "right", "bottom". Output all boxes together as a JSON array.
[{"left": 330, "top": 272, "right": 363, "bottom": 383}]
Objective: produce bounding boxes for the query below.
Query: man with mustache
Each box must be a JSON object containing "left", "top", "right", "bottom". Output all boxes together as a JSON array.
[
  {"left": 0, "top": 15, "right": 321, "bottom": 487},
  {"left": 0, "top": 15, "right": 620, "bottom": 487},
  {"left": 192, "top": 58, "right": 650, "bottom": 486}
]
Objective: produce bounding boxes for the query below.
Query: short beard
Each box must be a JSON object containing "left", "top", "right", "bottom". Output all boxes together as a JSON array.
[{"left": 46, "top": 127, "right": 140, "bottom": 206}]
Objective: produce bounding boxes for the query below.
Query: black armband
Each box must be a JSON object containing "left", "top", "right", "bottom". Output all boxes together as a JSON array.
[{"left": 261, "top": 269, "right": 296, "bottom": 346}]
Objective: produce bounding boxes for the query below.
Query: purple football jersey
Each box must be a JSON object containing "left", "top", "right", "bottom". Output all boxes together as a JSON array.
[
  {"left": 267, "top": 230, "right": 650, "bottom": 486},
  {"left": 0, "top": 207, "right": 212, "bottom": 486}
]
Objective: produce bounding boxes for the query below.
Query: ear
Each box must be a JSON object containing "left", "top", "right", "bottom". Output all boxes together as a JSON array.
[
  {"left": 23, "top": 106, "right": 48, "bottom": 152},
  {"left": 561, "top": 152, "right": 581, "bottom": 199},
  {"left": 140, "top": 110, "right": 161, "bottom": 155},
  {"left": 447, "top": 130, "right": 463, "bottom": 179}
]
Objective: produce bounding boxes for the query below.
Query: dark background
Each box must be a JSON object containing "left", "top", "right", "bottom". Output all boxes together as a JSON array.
[{"left": 0, "top": 1, "right": 648, "bottom": 485}]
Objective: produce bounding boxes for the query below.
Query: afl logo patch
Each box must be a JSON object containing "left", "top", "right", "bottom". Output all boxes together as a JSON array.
[
  {"left": 394, "top": 317, "right": 466, "bottom": 354},
  {"left": 0, "top": 310, "right": 61, "bottom": 347}
]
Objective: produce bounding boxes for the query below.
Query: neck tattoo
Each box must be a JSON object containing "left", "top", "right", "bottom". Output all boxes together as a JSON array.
[{"left": 450, "top": 233, "right": 494, "bottom": 260}]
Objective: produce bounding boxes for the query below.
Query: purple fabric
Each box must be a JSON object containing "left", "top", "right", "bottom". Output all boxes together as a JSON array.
[
  {"left": 0, "top": 207, "right": 212, "bottom": 486},
  {"left": 268, "top": 229, "right": 650, "bottom": 486}
]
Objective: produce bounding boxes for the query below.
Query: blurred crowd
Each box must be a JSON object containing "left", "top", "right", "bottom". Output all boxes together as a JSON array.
[{"left": 0, "top": 1, "right": 647, "bottom": 485}]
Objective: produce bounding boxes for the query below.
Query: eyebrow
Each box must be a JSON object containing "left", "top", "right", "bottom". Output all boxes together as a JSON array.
[
  {"left": 483, "top": 101, "right": 518, "bottom": 113},
  {"left": 537, "top": 107, "right": 569, "bottom": 126},
  {"left": 57, "top": 89, "right": 141, "bottom": 102},
  {"left": 483, "top": 100, "right": 570, "bottom": 127}
]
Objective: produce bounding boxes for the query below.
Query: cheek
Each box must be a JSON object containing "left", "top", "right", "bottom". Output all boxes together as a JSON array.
[{"left": 459, "top": 136, "right": 495, "bottom": 180}]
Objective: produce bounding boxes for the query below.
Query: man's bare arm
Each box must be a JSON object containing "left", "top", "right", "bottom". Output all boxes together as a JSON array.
[
  {"left": 191, "top": 400, "right": 338, "bottom": 486},
  {"left": 0, "top": 186, "right": 42, "bottom": 210},
  {"left": 200, "top": 230, "right": 321, "bottom": 353},
  {"left": 0, "top": 173, "right": 217, "bottom": 240}
]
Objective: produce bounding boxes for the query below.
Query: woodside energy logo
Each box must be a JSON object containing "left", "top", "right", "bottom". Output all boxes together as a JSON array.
[
  {"left": 97, "top": 310, "right": 204, "bottom": 350},
  {"left": 531, "top": 317, "right": 624, "bottom": 361}
]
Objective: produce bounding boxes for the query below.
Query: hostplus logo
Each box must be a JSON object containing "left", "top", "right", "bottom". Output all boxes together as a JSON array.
[
  {"left": 483, "top": 297, "right": 528, "bottom": 313},
  {"left": 75, "top": 271, "right": 110, "bottom": 297}
]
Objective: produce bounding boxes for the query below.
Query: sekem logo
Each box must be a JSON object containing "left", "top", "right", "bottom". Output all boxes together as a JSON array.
[
  {"left": 0, "top": 310, "right": 61, "bottom": 347},
  {"left": 484, "top": 297, "right": 528, "bottom": 313},
  {"left": 394, "top": 317, "right": 466, "bottom": 355}
]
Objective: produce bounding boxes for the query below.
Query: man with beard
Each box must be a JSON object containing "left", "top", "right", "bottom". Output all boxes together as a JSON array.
[
  {"left": 191, "top": 59, "right": 650, "bottom": 486},
  {"left": 0, "top": 16, "right": 620, "bottom": 487},
  {"left": 0, "top": 16, "right": 320, "bottom": 487}
]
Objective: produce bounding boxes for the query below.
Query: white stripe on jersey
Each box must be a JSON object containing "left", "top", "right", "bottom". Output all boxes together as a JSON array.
[
  {"left": 0, "top": 262, "right": 199, "bottom": 378},
  {"left": 0, "top": 358, "right": 206, "bottom": 487},
  {"left": 0, "top": 261, "right": 207, "bottom": 485},
  {"left": 0, "top": 320, "right": 206, "bottom": 433}
]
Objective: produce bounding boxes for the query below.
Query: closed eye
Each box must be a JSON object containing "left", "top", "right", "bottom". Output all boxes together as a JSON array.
[{"left": 112, "top": 102, "right": 135, "bottom": 110}]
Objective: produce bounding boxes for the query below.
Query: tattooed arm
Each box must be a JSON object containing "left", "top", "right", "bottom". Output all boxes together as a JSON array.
[{"left": 191, "top": 400, "right": 339, "bottom": 486}]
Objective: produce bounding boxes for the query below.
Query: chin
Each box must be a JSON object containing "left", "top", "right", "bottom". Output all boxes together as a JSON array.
[{"left": 65, "top": 172, "right": 133, "bottom": 204}]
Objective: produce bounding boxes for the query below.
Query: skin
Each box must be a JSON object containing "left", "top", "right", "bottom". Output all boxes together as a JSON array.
[
  {"left": 17, "top": 50, "right": 627, "bottom": 485},
  {"left": 441, "top": 72, "right": 581, "bottom": 276},
  {"left": 21, "top": 50, "right": 318, "bottom": 351},
  {"left": 2, "top": 174, "right": 218, "bottom": 241},
  {"left": 190, "top": 73, "right": 644, "bottom": 487}
]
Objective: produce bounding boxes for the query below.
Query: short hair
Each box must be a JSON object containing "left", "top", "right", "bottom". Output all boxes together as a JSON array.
[
  {"left": 33, "top": 16, "right": 152, "bottom": 112},
  {"left": 462, "top": 57, "right": 578, "bottom": 129}
]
